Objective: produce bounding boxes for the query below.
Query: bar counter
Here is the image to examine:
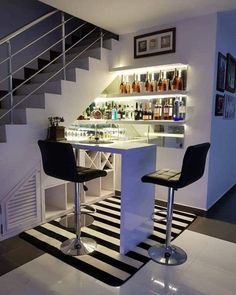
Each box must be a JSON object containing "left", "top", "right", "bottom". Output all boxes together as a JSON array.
[{"left": 66, "top": 139, "right": 156, "bottom": 254}]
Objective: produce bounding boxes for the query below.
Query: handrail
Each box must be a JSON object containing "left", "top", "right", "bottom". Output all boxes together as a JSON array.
[
  {"left": 0, "top": 18, "right": 84, "bottom": 86},
  {"left": 0, "top": 32, "right": 105, "bottom": 121},
  {"left": 0, "top": 26, "right": 96, "bottom": 103},
  {"left": 0, "top": 4, "right": 116, "bottom": 124},
  {"left": 0, "top": 10, "right": 58, "bottom": 46}
]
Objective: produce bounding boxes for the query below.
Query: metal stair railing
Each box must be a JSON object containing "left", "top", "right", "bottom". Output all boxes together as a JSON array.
[{"left": 0, "top": 9, "right": 108, "bottom": 124}]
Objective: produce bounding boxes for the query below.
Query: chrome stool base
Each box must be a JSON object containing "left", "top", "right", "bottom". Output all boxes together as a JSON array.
[
  {"left": 60, "top": 237, "right": 97, "bottom": 256},
  {"left": 59, "top": 213, "right": 94, "bottom": 230},
  {"left": 148, "top": 244, "right": 187, "bottom": 266}
]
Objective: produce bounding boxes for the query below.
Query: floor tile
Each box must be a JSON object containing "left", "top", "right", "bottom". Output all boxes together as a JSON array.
[{"left": 1, "top": 230, "right": 236, "bottom": 294}]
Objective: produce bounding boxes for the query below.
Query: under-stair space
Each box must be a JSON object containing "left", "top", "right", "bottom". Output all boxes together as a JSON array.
[{"left": 0, "top": 7, "right": 119, "bottom": 239}]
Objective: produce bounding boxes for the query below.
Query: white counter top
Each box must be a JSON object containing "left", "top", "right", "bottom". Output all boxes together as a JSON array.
[{"left": 66, "top": 140, "right": 156, "bottom": 154}]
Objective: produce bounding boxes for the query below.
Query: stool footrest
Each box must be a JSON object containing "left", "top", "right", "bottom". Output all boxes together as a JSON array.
[{"left": 151, "top": 209, "right": 167, "bottom": 223}]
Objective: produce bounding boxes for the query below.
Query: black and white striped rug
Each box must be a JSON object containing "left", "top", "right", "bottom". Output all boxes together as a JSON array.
[{"left": 20, "top": 196, "right": 196, "bottom": 287}]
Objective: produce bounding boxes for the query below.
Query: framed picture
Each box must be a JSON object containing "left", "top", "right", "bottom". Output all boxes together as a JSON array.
[
  {"left": 216, "top": 52, "right": 227, "bottom": 92},
  {"left": 224, "top": 94, "right": 235, "bottom": 120},
  {"left": 134, "top": 27, "right": 176, "bottom": 59},
  {"left": 225, "top": 53, "right": 236, "bottom": 93},
  {"left": 215, "top": 94, "right": 225, "bottom": 116}
]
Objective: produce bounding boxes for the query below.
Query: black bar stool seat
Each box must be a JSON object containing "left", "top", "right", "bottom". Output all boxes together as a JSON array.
[
  {"left": 38, "top": 140, "right": 107, "bottom": 256},
  {"left": 142, "top": 143, "right": 210, "bottom": 266}
]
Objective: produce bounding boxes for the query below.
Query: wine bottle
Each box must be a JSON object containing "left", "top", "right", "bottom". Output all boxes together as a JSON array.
[
  {"left": 163, "top": 99, "right": 169, "bottom": 120},
  {"left": 139, "top": 103, "right": 143, "bottom": 120},
  {"left": 145, "top": 72, "right": 150, "bottom": 92},
  {"left": 132, "top": 74, "right": 137, "bottom": 93},
  {"left": 148, "top": 102, "right": 153, "bottom": 120},
  {"left": 157, "top": 71, "right": 163, "bottom": 91},
  {"left": 161, "top": 71, "right": 167, "bottom": 91},
  {"left": 179, "top": 98, "right": 186, "bottom": 120},
  {"left": 171, "top": 69, "right": 178, "bottom": 90},
  {"left": 150, "top": 73, "right": 155, "bottom": 92},
  {"left": 136, "top": 74, "right": 141, "bottom": 93},
  {"left": 173, "top": 98, "right": 180, "bottom": 121},
  {"left": 120, "top": 75, "right": 124, "bottom": 93},
  {"left": 134, "top": 102, "right": 139, "bottom": 120},
  {"left": 168, "top": 98, "right": 173, "bottom": 120},
  {"left": 143, "top": 103, "right": 149, "bottom": 120},
  {"left": 177, "top": 69, "right": 183, "bottom": 90}
]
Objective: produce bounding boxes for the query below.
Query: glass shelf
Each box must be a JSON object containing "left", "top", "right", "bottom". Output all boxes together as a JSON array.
[{"left": 95, "top": 90, "right": 187, "bottom": 102}]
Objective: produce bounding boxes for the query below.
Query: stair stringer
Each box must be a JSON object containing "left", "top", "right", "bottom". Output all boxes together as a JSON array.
[{"left": 0, "top": 44, "right": 118, "bottom": 203}]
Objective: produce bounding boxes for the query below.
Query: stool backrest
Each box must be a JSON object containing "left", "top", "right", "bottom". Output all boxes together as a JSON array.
[
  {"left": 38, "top": 140, "right": 78, "bottom": 182},
  {"left": 178, "top": 142, "right": 210, "bottom": 188}
]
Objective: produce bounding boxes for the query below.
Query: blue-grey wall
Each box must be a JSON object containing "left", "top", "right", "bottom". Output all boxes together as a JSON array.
[{"left": 0, "top": 0, "right": 53, "bottom": 39}]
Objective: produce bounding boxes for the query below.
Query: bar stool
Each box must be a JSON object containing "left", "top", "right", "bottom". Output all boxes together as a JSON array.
[
  {"left": 141, "top": 142, "right": 210, "bottom": 266},
  {"left": 38, "top": 140, "right": 107, "bottom": 256}
]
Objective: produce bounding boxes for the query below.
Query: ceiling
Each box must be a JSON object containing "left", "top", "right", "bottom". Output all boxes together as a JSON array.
[{"left": 40, "top": 0, "right": 236, "bottom": 34}]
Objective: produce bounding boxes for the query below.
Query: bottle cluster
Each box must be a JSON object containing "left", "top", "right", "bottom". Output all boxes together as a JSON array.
[
  {"left": 119, "top": 69, "right": 185, "bottom": 94},
  {"left": 81, "top": 98, "right": 186, "bottom": 121}
]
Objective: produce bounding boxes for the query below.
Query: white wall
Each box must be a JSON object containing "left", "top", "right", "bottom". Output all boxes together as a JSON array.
[
  {"left": 207, "top": 10, "right": 236, "bottom": 209},
  {"left": 112, "top": 14, "right": 217, "bottom": 210}
]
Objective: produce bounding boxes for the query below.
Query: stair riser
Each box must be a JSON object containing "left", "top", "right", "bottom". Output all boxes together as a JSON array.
[
  {"left": 55, "top": 48, "right": 101, "bottom": 64},
  {"left": 16, "top": 82, "right": 62, "bottom": 96},
  {"left": 30, "top": 70, "right": 76, "bottom": 84},
  {"left": 1, "top": 95, "right": 45, "bottom": 109},
  {"left": 43, "top": 58, "right": 89, "bottom": 73}
]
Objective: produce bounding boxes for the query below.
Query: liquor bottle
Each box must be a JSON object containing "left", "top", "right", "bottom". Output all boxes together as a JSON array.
[
  {"left": 153, "top": 99, "right": 162, "bottom": 120},
  {"left": 150, "top": 73, "right": 155, "bottom": 92},
  {"left": 132, "top": 74, "right": 137, "bottom": 93},
  {"left": 179, "top": 98, "right": 186, "bottom": 120},
  {"left": 171, "top": 69, "right": 178, "bottom": 90},
  {"left": 157, "top": 71, "right": 163, "bottom": 91},
  {"left": 125, "top": 76, "right": 131, "bottom": 94},
  {"left": 148, "top": 102, "right": 153, "bottom": 120},
  {"left": 139, "top": 103, "right": 143, "bottom": 120},
  {"left": 106, "top": 103, "right": 112, "bottom": 119},
  {"left": 168, "top": 98, "right": 173, "bottom": 120},
  {"left": 163, "top": 99, "right": 169, "bottom": 120},
  {"left": 145, "top": 72, "right": 150, "bottom": 92},
  {"left": 117, "top": 104, "right": 122, "bottom": 120},
  {"left": 161, "top": 72, "right": 168, "bottom": 91},
  {"left": 130, "top": 104, "right": 134, "bottom": 120},
  {"left": 120, "top": 75, "right": 124, "bottom": 93},
  {"left": 177, "top": 69, "right": 183, "bottom": 90},
  {"left": 111, "top": 103, "right": 117, "bottom": 120},
  {"left": 136, "top": 74, "right": 141, "bottom": 93},
  {"left": 173, "top": 98, "right": 180, "bottom": 121},
  {"left": 142, "top": 103, "right": 149, "bottom": 120},
  {"left": 134, "top": 102, "right": 139, "bottom": 120}
]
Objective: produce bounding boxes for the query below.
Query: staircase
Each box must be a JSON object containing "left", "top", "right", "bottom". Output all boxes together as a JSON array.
[{"left": 0, "top": 10, "right": 118, "bottom": 204}]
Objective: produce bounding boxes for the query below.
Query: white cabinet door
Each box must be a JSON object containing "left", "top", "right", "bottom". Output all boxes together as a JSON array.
[{"left": 0, "top": 168, "right": 42, "bottom": 240}]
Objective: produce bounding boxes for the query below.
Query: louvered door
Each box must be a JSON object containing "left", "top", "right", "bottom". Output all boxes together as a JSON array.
[{"left": 0, "top": 169, "right": 42, "bottom": 239}]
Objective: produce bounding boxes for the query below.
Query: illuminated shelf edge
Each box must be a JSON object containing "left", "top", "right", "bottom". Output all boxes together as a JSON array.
[
  {"left": 110, "top": 63, "right": 188, "bottom": 75},
  {"left": 76, "top": 120, "right": 186, "bottom": 125},
  {"left": 146, "top": 133, "right": 184, "bottom": 138},
  {"left": 95, "top": 91, "right": 187, "bottom": 102}
]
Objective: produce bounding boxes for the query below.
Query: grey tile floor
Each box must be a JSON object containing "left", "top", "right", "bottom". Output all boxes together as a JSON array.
[{"left": 0, "top": 186, "right": 236, "bottom": 294}]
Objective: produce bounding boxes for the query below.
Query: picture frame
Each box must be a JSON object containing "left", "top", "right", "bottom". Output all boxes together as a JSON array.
[
  {"left": 215, "top": 94, "right": 225, "bottom": 116},
  {"left": 225, "top": 53, "right": 236, "bottom": 93},
  {"left": 216, "top": 52, "right": 227, "bottom": 92},
  {"left": 223, "top": 94, "right": 235, "bottom": 120},
  {"left": 134, "top": 27, "right": 176, "bottom": 59}
]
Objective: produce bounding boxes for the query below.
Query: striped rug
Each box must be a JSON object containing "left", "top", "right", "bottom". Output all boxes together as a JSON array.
[{"left": 19, "top": 196, "right": 196, "bottom": 287}]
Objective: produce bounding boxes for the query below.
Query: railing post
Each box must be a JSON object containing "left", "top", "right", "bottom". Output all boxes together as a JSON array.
[
  {"left": 61, "top": 12, "right": 66, "bottom": 80},
  {"left": 7, "top": 40, "right": 13, "bottom": 124},
  {"left": 100, "top": 28, "right": 103, "bottom": 49}
]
